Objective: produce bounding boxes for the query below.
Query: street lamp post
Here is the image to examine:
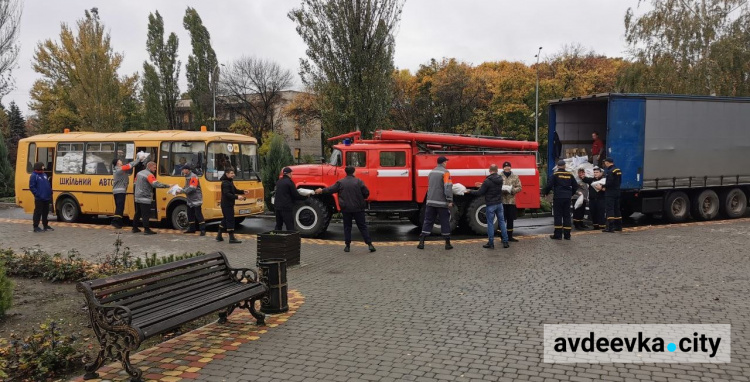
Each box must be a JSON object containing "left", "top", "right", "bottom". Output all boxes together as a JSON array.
[
  {"left": 534, "top": 46, "right": 542, "bottom": 144},
  {"left": 212, "top": 63, "right": 224, "bottom": 132}
]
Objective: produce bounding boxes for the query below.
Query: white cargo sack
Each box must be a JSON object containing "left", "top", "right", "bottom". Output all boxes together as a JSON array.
[
  {"left": 297, "top": 188, "right": 315, "bottom": 196},
  {"left": 136, "top": 151, "right": 150, "bottom": 162},
  {"left": 167, "top": 185, "right": 183, "bottom": 196},
  {"left": 502, "top": 185, "right": 513, "bottom": 193},
  {"left": 574, "top": 194, "right": 585, "bottom": 209},
  {"left": 452, "top": 183, "right": 467, "bottom": 195}
]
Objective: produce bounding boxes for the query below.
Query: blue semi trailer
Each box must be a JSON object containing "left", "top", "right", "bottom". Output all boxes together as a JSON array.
[{"left": 547, "top": 93, "right": 750, "bottom": 223}]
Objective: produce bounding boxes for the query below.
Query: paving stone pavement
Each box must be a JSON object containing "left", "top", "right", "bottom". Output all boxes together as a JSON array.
[
  {"left": 2, "top": 215, "right": 750, "bottom": 381},
  {"left": 194, "top": 219, "right": 750, "bottom": 382}
]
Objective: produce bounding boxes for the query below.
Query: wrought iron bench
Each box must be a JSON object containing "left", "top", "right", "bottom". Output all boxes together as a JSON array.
[{"left": 76, "top": 251, "right": 268, "bottom": 381}]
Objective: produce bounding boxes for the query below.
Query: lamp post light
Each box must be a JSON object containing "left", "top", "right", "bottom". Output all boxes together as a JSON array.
[{"left": 212, "top": 63, "right": 225, "bottom": 132}]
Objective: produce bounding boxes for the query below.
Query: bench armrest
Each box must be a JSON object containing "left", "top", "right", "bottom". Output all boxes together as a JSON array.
[
  {"left": 229, "top": 267, "right": 259, "bottom": 284},
  {"left": 91, "top": 303, "right": 133, "bottom": 329}
]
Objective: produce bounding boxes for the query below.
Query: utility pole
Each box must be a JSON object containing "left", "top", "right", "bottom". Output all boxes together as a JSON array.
[{"left": 535, "top": 46, "right": 542, "bottom": 144}]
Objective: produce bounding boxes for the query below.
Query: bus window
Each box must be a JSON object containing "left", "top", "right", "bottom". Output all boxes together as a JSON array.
[
  {"left": 206, "top": 142, "right": 257, "bottom": 181},
  {"left": 56, "top": 143, "right": 84, "bottom": 174},
  {"left": 27, "top": 143, "right": 36, "bottom": 173},
  {"left": 161, "top": 141, "right": 205, "bottom": 176},
  {"left": 85, "top": 142, "right": 115, "bottom": 174},
  {"left": 159, "top": 142, "right": 171, "bottom": 175}
]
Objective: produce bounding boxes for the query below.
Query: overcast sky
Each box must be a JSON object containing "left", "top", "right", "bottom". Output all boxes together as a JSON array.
[{"left": 8, "top": 0, "right": 644, "bottom": 115}]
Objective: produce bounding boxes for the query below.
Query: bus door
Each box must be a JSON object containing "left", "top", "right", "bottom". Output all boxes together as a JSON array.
[{"left": 133, "top": 146, "right": 159, "bottom": 220}]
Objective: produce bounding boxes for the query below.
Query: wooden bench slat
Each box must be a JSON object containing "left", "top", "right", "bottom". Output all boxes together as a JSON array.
[
  {"left": 138, "top": 284, "right": 266, "bottom": 339},
  {"left": 95, "top": 259, "right": 227, "bottom": 298},
  {"left": 133, "top": 284, "right": 262, "bottom": 329},
  {"left": 129, "top": 281, "right": 240, "bottom": 319},
  {"left": 114, "top": 272, "right": 230, "bottom": 309},
  {"left": 86, "top": 252, "right": 225, "bottom": 289},
  {"left": 99, "top": 266, "right": 228, "bottom": 305}
]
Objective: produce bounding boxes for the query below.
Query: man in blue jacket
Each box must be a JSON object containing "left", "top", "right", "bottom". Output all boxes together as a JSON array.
[{"left": 29, "top": 162, "right": 53, "bottom": 233}]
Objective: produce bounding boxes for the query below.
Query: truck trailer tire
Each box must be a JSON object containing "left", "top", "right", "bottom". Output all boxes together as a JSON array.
[
  {"left": 664, "top": 191, "right": 691, "bottom": 223},
  {"left": 418, "top": 204, "right": 459, "bottom": 235},
  {"left": 293, "top": 198, "right": 330, "bottom": 238},
  {"left": 719, "top": 188, "right": 747, "bottom": 219},
  {"left": 690, "top": 189, "right": 720, "bottom": 221},
  {"left": 465, "top": 197, "right": 497, "bottom": 235}
]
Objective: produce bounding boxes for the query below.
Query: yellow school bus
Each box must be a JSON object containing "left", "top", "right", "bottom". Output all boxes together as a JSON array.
[{"left": 15, "top": 130, "right": 264, "bottom": 229}]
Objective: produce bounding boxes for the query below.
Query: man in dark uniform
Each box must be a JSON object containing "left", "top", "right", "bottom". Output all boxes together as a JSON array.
[
  {"left": 582, "top": 166, "right": 606, "bottom": 230},
  {"left": 572, "top": 168, "right": 589, "bottom": 230},
  {"left": 544, "top": 160, "right": 577, "bottom": 240},
  {"left": 601, "top": 157, "right": 622, "bottom": 232},
  {"left": 315, "top": 166, "right": 376, "bottom": 253},
  {"left": 274, "top": 167, "right": 308, "bottom": 231}
]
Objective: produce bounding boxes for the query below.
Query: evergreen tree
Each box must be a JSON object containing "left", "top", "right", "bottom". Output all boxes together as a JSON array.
[
  {"left": 0, "top": 128, "right": 14, "bottom": 197},
  {"left": 261, "top": 133, "right": 294, "bottom": 209},
  {"left": 143, "top": 10, "right": 180, "bottom": 129},
  {"left": 183, "top": 7, "right": 217, "bottom": 130}
]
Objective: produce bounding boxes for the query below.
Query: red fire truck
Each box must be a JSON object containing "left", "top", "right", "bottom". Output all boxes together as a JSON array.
[{"left": 285, "top": 130, "right": 541, "bottom": 237}]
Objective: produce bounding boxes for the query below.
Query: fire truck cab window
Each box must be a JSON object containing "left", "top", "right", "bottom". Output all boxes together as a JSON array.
[
  {"left": 379, "top": 151, "right": 406, "bottom": 167},
  {"left": 345, "top": 151, "right": 366, "bottom": 167},
  {"left": 329, "top": 149, "right": 342, "bottom": 166}
]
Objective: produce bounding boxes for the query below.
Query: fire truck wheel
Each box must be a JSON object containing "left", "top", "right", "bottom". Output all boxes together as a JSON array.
[
  {"left": 293, "top": 198, "right": 330, "bottom": 238},
  {"left": 418, "top": 204, "right": 459, "bottom": 234},
  {"left": 465, "top": 197, "right": 498, "bottom": 235}
]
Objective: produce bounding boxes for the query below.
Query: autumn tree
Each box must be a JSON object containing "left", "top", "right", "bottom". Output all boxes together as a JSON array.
[
  {"left": 183, "top": 7, "right": 217, "bottom": 129},
  {"left": 30, "top": 9, "right": 138, "bottom": 132},
  {"left": 143, "top": 10, "right": 180, "bottom": 129},
  {"left": 0, "top": 0, "right": 21, "bottom": 99},
  {"left": 289, "top": 0, "right": 404, "bottom": 138},
  {"left": 219, "top": 57, "right": 294, "bottom": 146},
  {"left": 622, "top": 0, "right": 750, "bottom": 95}
]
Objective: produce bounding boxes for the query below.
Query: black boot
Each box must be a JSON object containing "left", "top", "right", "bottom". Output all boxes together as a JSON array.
[
  {"left": 507, "top": 231, "right": 518, "bottom": 242},
  {"left": 344, "top": 245, "right": 350, "bottom": 252},
  {"left": 483, "top": 241, "right": 494, "bottom": 249},
  {"left": 417, "top": 235, "right": 426, "bottom": 249},
  {"left": 216, "top": 226, "right": 224, "bottom": 241},
  {"left": 502, "top": 241, "right": 510, "bottom": 248},
  {"left": 445, "top": 237, "right": 453, "bottom": 250},
  {"left": 602, "top": 221, "right": 614, "bottom": 233},
  {"left": 228, "top": 232, "right": 242, "bottom": 244},
  {"left": 199, "top": 223, "right": 206, "bottom": 236},
  {"left": 368, "top": 244, "right": 376, "bottom": 252}
]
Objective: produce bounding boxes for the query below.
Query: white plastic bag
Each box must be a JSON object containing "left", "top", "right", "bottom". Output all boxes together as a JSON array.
[
  {"left": 297, "top": 188, "right": 315, "bottom": 196},
  {"left": 452, "top": 183, "right": 467, "bottom": 195},
  {"left": 136, "top": 151, "right": 150, "bottom": 162},
  {"left": 168, "top": 184, "right": 183, "bottom": 196},
  {"left": 574, "top": 194, "right": 584, "bottom": 209},
  {"left": 502, "top": 185, "right": 513, "bottom": 193}
]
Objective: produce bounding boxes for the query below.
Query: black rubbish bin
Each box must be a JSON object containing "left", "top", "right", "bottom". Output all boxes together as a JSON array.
[{"left": 258, "top": 258, "right": 289, "bottom": 314}]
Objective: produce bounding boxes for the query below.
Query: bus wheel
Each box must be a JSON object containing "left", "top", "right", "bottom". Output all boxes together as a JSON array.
[
  {"left": 56, "top": 197, "right": 80, "bottom": 223},
  {"left": 170, "top": 204, "right": 189, "bottom": 230},
  {"left": 690, "top": 189, "right": 720, "bottom": 221},
  {"left": 720, "top": 188, "right": 747, "bottom": 219},
  {"left": 664, "top": 191, "right": 691, "bottom": 223},
  {"left": 418, "top": 203, "right": 459, "bottom": 235},
  {"left": 465, "top": 197, "right": 496, "bottom": 235},
  {"left": 294, "top": 198, "right": 330, "bottom": 238}
]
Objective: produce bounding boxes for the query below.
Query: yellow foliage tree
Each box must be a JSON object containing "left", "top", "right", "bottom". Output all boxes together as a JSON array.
[{"left": 30, "top": 9, "right": 138, "bottom": 133}]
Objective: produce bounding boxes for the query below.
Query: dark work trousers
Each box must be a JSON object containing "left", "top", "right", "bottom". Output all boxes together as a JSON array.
[
  {"left": 274, "top": 208, "right": 294, "bottom": 231},
  {"left": 590, "top": 198, "right": 606, "bottom": 229},
  {"left": 32, "top": 199, "right": 50, "bottom": 228},
  {"left": 605, "top": 196, "right": 622, "bottom": 230},
  {"left": 552, "top": 198, "right": 572, "bottom": 239},
  {"left": 573, "top": 200, "right": 587, "bottom": 228},
  {"left": 421, "top": 205, "right": 452, "bottom": 237},
  {"left": 220, "top": 204, "right": 236, "bottom": 232},
  {"left": 503, "top": 204, "right": 517, "bottom": 238},
  {"left": 112, "top": 193, "right": 126, "bottom": 226},
  {"left": 343, "top": 211, "right": 372, "bottom": 245},
  {"left": 135, "top": 203, "right": 152, "bottom": 230},
  {"left": 186, "top": 205, "right": 205, "bottom": 229}
]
